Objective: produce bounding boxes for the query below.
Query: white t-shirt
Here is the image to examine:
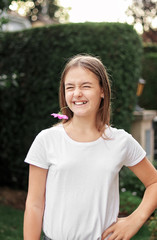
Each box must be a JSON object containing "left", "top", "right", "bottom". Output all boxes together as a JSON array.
[{"left": 25, "top": 124, "right": 146, "bottom": 240}]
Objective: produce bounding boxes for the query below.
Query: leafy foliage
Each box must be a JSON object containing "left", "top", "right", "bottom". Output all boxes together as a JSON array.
[
  {"left": 0, "top": 22, "right": 142, "bottom": 189},
  {"left": 142, "top": 29, "right": 157, "bottom": 43},
  {"left": 148, "top": 210, "right": 157, "bottom": 239},
  {"left": 0, "top": 0, "right": 12, "bottom": 9},
  {"left": 0, "top": 16, "right": 9, "bottom": 30},
  {"left": 119, "top": 166, "right": 145, "bottom": 198},
  {"left": 120, "top": 191, "right": 141, "bottom": 215},
  {"left": 0, "top": 0, "right": 70, "bottom": 25},
  {"left": 126, "top": 0, "right": 157, "bottom": 32},
  {"left": 139, "top": 44, "right": 157, "bottom": 109}
]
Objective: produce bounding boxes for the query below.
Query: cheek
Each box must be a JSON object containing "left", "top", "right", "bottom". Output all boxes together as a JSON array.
[
  {"left": 65, "top": 92, "right": 73, "bottom": 103},
  {"left": 92, "top": 92, "right": 102, "bottom": 106}
]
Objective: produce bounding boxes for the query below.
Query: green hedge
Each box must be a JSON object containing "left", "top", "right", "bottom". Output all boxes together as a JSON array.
[
  {"left": 139, "top": 45, "right": 157, "bottom": 110},
  {"left": 143, "top": 43, "right": 157, "bottom": 53},
  {"left": 0, "top": 22, "right": 142, "bottom": 189}
]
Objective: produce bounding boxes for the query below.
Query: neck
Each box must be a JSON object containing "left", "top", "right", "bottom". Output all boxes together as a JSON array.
[
  {"left": 63, "top": 115, "right": 102, "bottom": 142},
  {"left": 72, "top": 115, "right": 97, "bottom": 132}
]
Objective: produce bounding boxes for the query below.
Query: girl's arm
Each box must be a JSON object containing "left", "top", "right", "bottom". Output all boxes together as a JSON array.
[
  {"left": 102, "top": 157, "right": 157, "bottom": 240},
  {"left": 23, "top": 165, "right": 48, "bottom": 240}
]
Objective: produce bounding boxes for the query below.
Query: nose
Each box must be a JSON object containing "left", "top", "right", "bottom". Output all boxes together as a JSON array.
[{"left": 73, "top": 87, "right": 82, "bottom": 97}]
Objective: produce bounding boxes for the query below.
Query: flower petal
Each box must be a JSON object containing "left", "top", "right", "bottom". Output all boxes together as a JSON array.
[
  {"left": 51, "top": 113, "right": 68, "bottom": 120},
  {"left": 62, "top": 115, "right": 68, "bottom": 119},
  {"left": 51, "top": 113, "right": 58, "bottom": 118}
]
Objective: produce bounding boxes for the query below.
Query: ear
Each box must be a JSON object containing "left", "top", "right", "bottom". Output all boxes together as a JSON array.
[{"left": 101, "top": 90, "right": 104, "bottom": 99}]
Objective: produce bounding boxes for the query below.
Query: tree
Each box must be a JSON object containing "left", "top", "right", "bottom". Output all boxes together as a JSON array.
[
  {"left": 0, "top": 1, "right": 11, "bottom": 30},
  {"left": 0, "top": 0, "right": 70, "bottom": 28},
  {"left": 0, "top": 0, "right": 12, "bottom": 10},
  {"left": 20, "top": 0, "right": 70, "bottom": 24},
  {"left": 142, "top": 28, "right": 157, "bottom": 42},
  {"left": 126, "top": 0, "right": 157, "bottom": 33}
]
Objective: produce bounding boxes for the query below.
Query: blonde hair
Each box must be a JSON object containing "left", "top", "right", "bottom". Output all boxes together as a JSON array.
[{"left": 59, "top": 54, "right": 111, "bottom": 134}]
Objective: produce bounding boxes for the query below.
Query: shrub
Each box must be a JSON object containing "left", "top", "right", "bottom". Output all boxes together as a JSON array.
[
  {"left": 120, "top": 161, "right": 157, "bottom": 199},
  {"left": 148, "top": 210, "right": 157, "bottom": 240},
  {"left": 119, "top": 166, "right": 145, "bottom": 198},
  {"left": 119, "top": 191, "right": 141, "bottom": 216},
  {"left": 139, "top": 53, "right": 157, "bottom": 109},
  {"left": 0, "top": 22, "right": 142, "bottom": 189},
  {"left": 139, "top": 44, "right": 157, "bottom": 110},
  {"left": 143, "top": 43, "right": 157, "bottom": 53}
]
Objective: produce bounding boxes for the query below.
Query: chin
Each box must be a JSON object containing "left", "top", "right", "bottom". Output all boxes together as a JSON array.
[
  {"left": 73, "top": 112, "right": 88, "bottom": 117},
  {"left": 73, "top": 111, "right": 94, "bottom": 118}
]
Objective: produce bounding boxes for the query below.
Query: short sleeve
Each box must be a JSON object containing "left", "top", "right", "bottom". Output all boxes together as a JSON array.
[
  {"left": 124, "top": 133, "right": 146, "bottom": 167},
  {"left": 24, "top": 131, "right": 50, "bottom": 169}
]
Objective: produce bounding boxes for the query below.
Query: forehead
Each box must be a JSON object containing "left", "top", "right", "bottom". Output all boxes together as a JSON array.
[{"left": 64, "top": 66, "right": 99, "bottom": 84}]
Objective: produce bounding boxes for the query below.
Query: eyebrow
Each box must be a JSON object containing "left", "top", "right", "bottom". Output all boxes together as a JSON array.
[
  {"left": 65, "top": 82, "right": 93, "bottom": 86},
  {"left": 82, "top": 82, "right": 92, "bottom": 85},
  {"left": 65, "top": 83, "right": 74, "bottom": 86}
]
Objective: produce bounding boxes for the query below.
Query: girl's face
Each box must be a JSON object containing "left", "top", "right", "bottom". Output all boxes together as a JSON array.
[{"left": 64, "top": 67, "right": 104, "bottom": 119}]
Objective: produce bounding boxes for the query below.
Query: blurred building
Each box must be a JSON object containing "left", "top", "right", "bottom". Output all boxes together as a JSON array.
[{"left": 131, "top": 110, "right": 157, "bottom": 162}]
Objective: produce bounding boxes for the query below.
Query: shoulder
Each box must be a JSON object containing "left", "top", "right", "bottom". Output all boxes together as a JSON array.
[
  {"left": 36, "top": 124, "right": 64, "bottom": 141},
  {"left": 105, "top": 126, "right": 138, "bottom": 148},
  {"left": 105, "top": 125, "right": 130, "bottom": 141}
]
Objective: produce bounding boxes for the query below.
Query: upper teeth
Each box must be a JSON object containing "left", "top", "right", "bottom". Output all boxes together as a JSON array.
[{"left": 74, "top": 102, "right": 87, "bottom": 105}]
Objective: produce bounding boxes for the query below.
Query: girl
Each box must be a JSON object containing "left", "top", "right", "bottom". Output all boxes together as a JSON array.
[{"left": 24, "top": 54, "right": 157, "bottom": 240}]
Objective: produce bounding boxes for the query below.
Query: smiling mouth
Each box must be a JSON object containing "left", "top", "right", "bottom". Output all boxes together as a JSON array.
[{"left": 73, "top": 101, "right": 87, "bottom": 105}]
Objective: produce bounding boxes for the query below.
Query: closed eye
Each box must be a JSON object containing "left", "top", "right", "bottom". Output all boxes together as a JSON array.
[
  {"left": 65, "top": 86, "right": 74, "bottom": 90},
  {"left": 82, "top": 85, "right": 91, "bottom": 88}
]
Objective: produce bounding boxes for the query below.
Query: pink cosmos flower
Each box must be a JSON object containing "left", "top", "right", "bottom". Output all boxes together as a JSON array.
[{"left": 51, "top": 113, "right": 68, "bottom": 120}]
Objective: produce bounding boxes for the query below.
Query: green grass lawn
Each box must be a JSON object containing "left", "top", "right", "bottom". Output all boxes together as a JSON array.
[
  {"left": 0, "top": 204, "right": 24, "bottom": 240},
  {"left": 0, "top": 204, "right": 44, "bottom": 240},
  {"left": 0, "top": 204, "right": 152, "bottom": 240}
]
